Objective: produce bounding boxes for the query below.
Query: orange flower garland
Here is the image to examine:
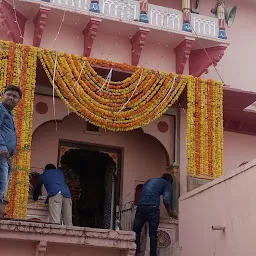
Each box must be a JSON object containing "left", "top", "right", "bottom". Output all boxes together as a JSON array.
[
  {"left": 38, "top": 50, "right": 187, "bottom": 131},
  {"left": 187, "top": 78, "right": 223, "bottom": 179},
  {"left": 194, "top": 78, "right": 201, "bottom": 176},
  {"left": 0, "top": 41, "right": 38, "bottom": 218},
  {"left": 186, "top": 76, "right": 196, "bottom": 174},
  {"left": 0, "top": 39, "right": 224, "bottom": 218},
  {"left": 207, "top": 81, "right": 214, "bottom": 177}
]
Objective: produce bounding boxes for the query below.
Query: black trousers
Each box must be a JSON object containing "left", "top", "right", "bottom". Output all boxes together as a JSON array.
[{"left": 133, "top": 205, "right": 160, "bottom": 256}]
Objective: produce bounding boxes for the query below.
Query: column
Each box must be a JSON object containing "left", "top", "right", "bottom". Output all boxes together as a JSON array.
[
  {"left": 139, "top": 0, "right": 149, "bottom": 23},
  {"left": 182, "top": 0, "right": 191, "bottom": 32},
  {"left": 217, "top": 0, "right": 227, "bottom": 39}
]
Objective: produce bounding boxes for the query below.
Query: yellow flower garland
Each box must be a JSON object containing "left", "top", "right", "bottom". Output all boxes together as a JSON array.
[
  {"left": 186, "top": 76, "right": 196, "bottom": 174},
  {"left": 0, "top": 41, "right": 37, "bottom": 218},
  {"left": 187, "top": 78, "right": 223, "bottom": 179},
  {"left": 0, "top": 39, "right": 224, "bottom": 218},
  {"left": 38, "top": 50, "right": 187, "bottom": 131}
]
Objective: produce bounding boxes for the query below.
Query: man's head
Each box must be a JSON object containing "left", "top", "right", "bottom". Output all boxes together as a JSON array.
[
  {"left": 2, "top": 85, "right": 22, "bottom": 111},
  {"left": 161, "top": 173, "right": 173, "bottom": 184},
  {"left": 44, "top": 164, "right": 57, "bottom": 171}
]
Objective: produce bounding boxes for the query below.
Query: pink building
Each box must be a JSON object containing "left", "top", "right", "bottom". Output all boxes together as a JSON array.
[{"left": 0, "top": 0, "right": 255, "bottom": 255}]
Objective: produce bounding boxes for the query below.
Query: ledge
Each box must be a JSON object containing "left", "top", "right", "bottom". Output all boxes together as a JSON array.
[
  {"left": 180, "top": 159, "right": 256, "bottom": 201},
  {"left": 27, "top": 201, "right": 47, "bottom": 210},
  {"left": 0, "top": 220, "right": 136, "bottom": 251}
]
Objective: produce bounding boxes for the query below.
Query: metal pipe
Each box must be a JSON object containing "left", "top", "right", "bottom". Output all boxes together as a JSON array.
[{"left": 212, "top": 225, "right": 225, "bottom": 231}]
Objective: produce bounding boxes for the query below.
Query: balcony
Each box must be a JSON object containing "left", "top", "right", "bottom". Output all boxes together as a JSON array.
[
  {"left": 25, "top": 201, "right": 180, "bottom": 255},
  {"left": 0, "top": 219, "right": 136, "bottom": 256},
  {"left": 19, "top": 0, "right": 223, "bottom": 42},
  {"left": 0, "top": 0, "right": 229, "bottom": 76}
]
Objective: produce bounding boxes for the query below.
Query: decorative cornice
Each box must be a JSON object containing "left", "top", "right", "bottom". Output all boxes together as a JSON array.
[
  {"left": 0, "top": 220, "right": 135, "bottom": 250},
  {"left": 82, "top": 18, "right": 101, "bottom": 57},
  {"left": 130, "top": 28, "right": 149, "bottom": 66},
  {"left": 189, "top": 45, "right": 227, "bottom": 77},
  {"left": 0, "top": 0, "right": 27, "bottom": 43},
  {"left": 174, "top": 38, "right": 194, "bottom": 74},
  {"left": 33, "top": 7, "right": 50, "bottom": 47}
]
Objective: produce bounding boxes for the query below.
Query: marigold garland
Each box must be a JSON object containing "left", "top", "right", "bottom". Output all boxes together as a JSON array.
[
  {"left": 0, "top": 39, "right": 224, "bottom": 218},
  {"left": 38, "top": 50, "right": 187, "bottom": 131},
  {"left": 0, "top": 41, "right": 37, "bottom": 218},
  {"left": 187, "top": 78, "right": 223, "bottom": 179}
]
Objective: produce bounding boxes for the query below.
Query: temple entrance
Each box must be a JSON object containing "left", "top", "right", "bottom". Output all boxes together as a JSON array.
[{"left": 59, "top": 142, "right": 121, "bottom": 229}]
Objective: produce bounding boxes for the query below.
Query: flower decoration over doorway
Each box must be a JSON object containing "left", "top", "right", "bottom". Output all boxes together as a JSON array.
[{"left": 0, "top": 40, "right": 224, "bottom": 219}]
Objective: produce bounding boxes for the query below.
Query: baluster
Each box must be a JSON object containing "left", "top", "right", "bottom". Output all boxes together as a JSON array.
[
  {"left": 76, "top": 0, "right": 82, "bottom": 8},
  {"left": 182, "top": 0, "right": 192, "bottom": 32},
  {"left": 83, "top": 0, "right": 88, "bottom": 10}
]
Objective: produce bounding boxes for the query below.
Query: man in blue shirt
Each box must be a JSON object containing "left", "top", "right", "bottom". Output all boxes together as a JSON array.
[
  {"left": 0, "top": 85, "right": 22, "bottom": 206},
  {"left": 133, "top": 173, "right": 175, "bottom": 256},
  {"left": 33, "top": 164, "right": 73, "bottom": 226}
]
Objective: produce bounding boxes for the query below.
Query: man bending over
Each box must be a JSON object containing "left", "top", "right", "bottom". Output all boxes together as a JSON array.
[{"left": 133, "top": 173, "right": 175, "bottom": 256}]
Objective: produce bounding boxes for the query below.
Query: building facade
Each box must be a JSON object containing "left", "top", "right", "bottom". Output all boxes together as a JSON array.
[{"left": 0, "top": 0, "right": 255, "bottom": 255}]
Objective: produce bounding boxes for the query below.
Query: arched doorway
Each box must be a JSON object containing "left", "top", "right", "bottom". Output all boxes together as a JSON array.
[{"left": 60, "top": 148, "right": 117, "bottom": 229}]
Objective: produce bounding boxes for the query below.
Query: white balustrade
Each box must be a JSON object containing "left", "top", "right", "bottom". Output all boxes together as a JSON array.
[
  {"left": 191, "top": 14, "right": 218, "bottom": 38},
  {"left": 101, "top": 0, "right": 139, "bottom": 21},
  {"left": 148, "top": 4, "right": 182, "bottom": 31},
  {"left": 51, "top": 0, "right": 88, "bottom": 11},
  {"left": 28, "top": 0, "right": 221, "bottom": 41}
]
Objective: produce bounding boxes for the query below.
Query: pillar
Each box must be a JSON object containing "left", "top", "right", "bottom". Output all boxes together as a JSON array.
[
  {"left": 139, "top": 0, "right": 149, "bottom": 23},
  {"left": 182, "top": 0, "right": 191, "bottom": 32},
  {"left": 217, "top": 0, "right": 227, "bottom": 39}
]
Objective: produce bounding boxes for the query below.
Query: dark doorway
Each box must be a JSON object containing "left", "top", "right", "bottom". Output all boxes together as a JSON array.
[{"left": 60, "top": 149, "right": 117, "bottom": 229}]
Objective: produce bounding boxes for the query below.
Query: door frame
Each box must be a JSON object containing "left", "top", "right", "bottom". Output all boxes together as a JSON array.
[{"left": 57, "top": 139, "right": 123, "bottom": 229}]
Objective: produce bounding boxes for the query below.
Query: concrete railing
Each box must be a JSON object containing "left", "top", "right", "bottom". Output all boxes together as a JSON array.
[
  {"left": 191, "top": 13, "right": 218, "bottom": 38},
  {"left": 148, "top": 4, "right": 182, "bottom": 32},
  {"left": 27, "top": 0, "right": 219, "bottom": 40},
  {"left": 51, "top": 0, "right": 89, "bottom": 11}
]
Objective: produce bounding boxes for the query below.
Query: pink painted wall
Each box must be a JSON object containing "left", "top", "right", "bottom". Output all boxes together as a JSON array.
[
  {"left": 23, "top": 20, "right": 176, "bottom": 72},
  {"left": 179, "top": 159, "right": 256, "bottom": 256},
  {"left": 179, "top": 111, "right": 256, "bottom": 194},
  {"left": 199, "top": 0, "right": 256, "bottom": 92},
  {"left": 223, "top": 131, "right": 256, "bottom": 172},
  {"left": 32, "top": 95, "right": 175, "bottom": 164},
  {"left": 31, "top": 95, "right": 175, "bottom": 217}
]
